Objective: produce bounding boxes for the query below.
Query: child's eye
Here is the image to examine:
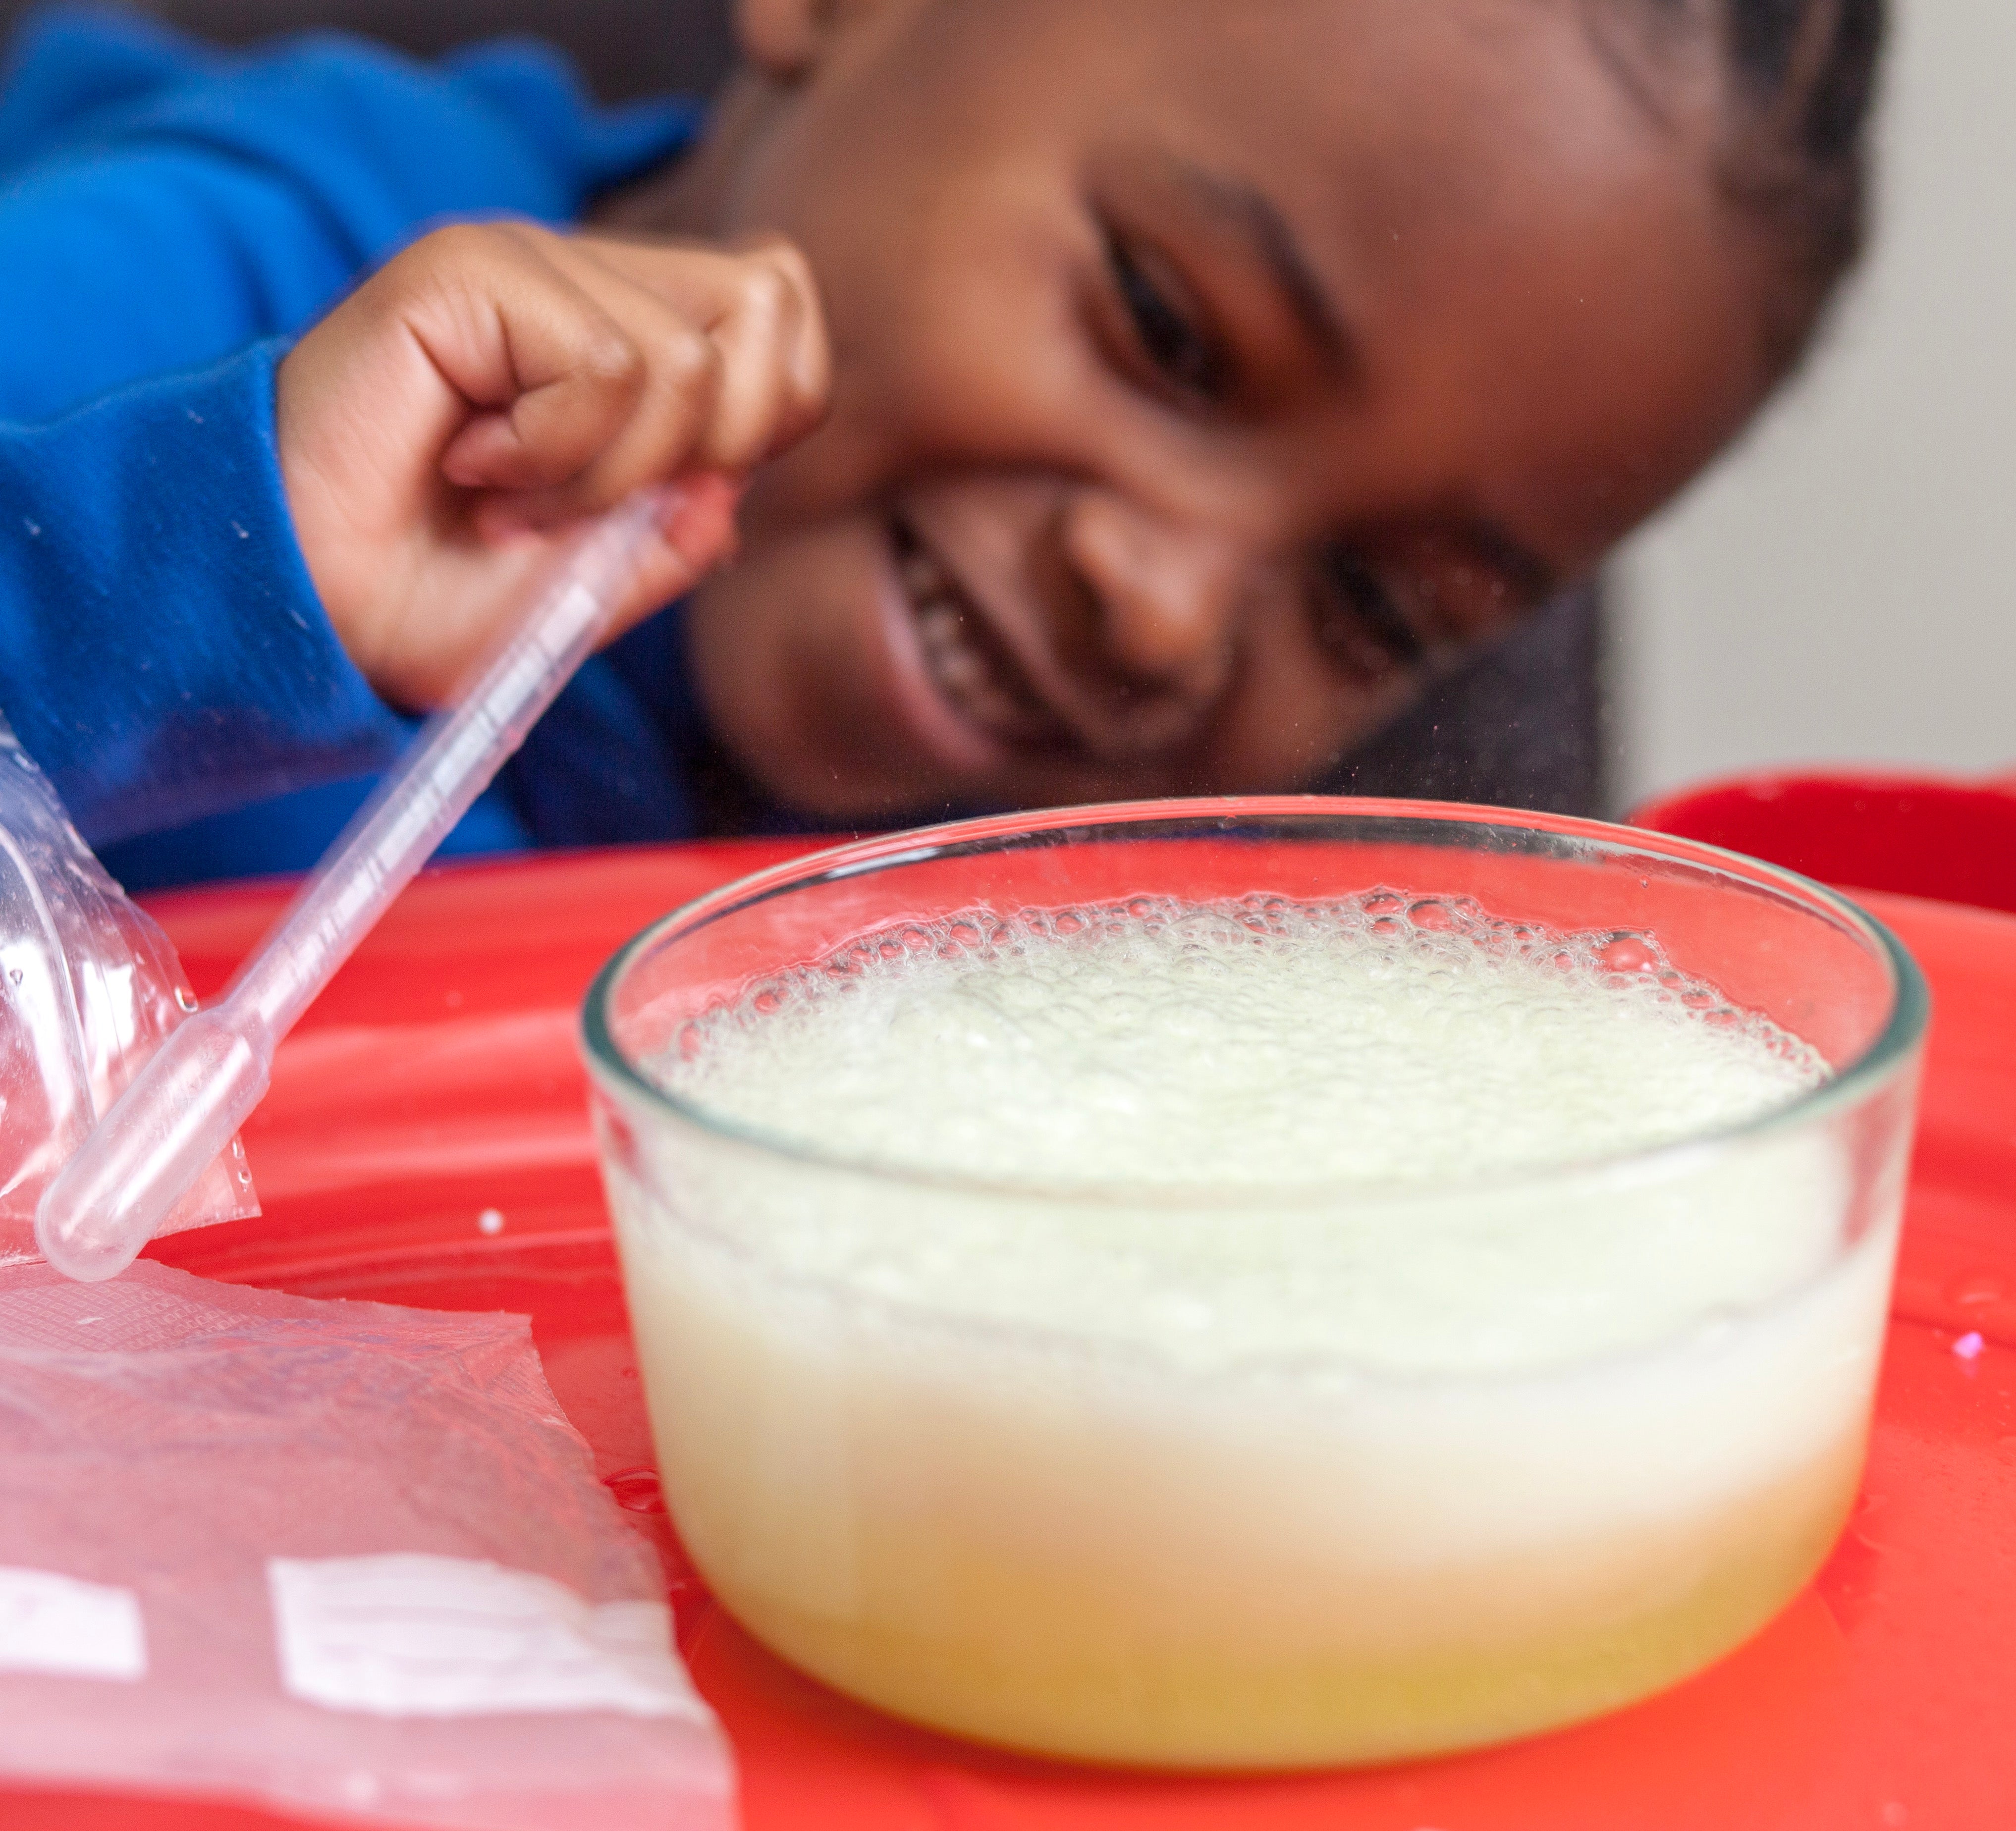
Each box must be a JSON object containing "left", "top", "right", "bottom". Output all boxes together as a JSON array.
[
  {"left": 1105, "top": 229, "right": 1226, "bottom": 401},
  {"left": 1312, "top": 546, "right": 1427, "bottom": 678}
]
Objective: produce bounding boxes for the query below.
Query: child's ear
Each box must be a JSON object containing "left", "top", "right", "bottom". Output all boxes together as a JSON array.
[{"left": 735, "top": 0, "right": 876, "bottom": 84}]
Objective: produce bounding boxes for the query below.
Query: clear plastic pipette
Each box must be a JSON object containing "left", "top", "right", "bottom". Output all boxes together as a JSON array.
[{"left": 35, "top": 490, "right": 667, "bottom": 1283}]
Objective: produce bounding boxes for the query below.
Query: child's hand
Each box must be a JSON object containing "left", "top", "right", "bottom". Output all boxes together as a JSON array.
[{"left": 276, "top": 221, "right": 829, "bottom": 710}]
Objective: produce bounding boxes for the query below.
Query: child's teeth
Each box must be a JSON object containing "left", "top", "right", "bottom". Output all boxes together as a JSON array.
[
  {"left": 917, "top": 598, "right": 999, "bottom": 721},
  {"left": 902, "top": 529, "right": 1055, "bottom": 741}
]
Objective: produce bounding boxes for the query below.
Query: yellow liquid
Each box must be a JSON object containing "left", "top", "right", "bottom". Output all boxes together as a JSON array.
[
  {"left": 608, "top": 1159, "right": 1894, "bottom": 1766},
  {"left": 703, "top": 1437, "right": 1862, "bottom": 1766}
]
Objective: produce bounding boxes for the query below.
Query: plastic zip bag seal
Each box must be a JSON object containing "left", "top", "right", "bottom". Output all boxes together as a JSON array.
[{"left": 0, "top": 716, "right": 255, "bottom": 1260}]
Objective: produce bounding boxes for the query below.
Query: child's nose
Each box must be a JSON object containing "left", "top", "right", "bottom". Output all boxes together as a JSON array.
[{"left": 1062, "top": 491, "right": 1249, "bottom": 708}]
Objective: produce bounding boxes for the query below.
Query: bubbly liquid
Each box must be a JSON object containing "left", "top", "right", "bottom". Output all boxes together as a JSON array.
[
  {"left": 603, "top": 892, "right": 1901, "bottom": 1765},
  {"left": 663, "top": 892, "right": 1826, "bottom": 1188}
]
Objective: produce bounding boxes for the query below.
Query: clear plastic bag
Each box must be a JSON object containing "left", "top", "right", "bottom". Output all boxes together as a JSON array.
[
  {"left": 0, "top": 1258, "right": 735, "bottom": 1830},
  {"left": 0, "top": 716, "right": 255, "bottom": 1259}
]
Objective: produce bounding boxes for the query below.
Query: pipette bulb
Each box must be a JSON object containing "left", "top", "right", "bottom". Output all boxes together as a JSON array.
[{"left": 35, "top": 1008, "right": 270, "bottom": 1283}]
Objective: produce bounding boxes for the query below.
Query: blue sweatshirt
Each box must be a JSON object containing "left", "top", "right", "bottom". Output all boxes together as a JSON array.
[{"left": 0, "top": 5, "right": 708, "bottom": 886}]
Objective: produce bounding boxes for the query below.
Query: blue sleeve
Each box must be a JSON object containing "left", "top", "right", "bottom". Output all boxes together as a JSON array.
[
  {"left": 0, "top": 5, "right": 699, "bottom": 423},
  {"left": 0, "top": 7, "right": 704, "bottom": 876},
  {"left": 0, "top": 338, "right": 408, "bottom": 847}
]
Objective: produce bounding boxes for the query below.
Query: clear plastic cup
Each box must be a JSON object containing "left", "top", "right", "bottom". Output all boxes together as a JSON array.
[{"left": 581, "top": 798, "right": 1926, "bottom": 1769}]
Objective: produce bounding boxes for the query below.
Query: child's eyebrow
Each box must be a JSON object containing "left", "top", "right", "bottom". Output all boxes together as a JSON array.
[{"left": 1168, "top": 159, "right": 1355, "bottom": 370}]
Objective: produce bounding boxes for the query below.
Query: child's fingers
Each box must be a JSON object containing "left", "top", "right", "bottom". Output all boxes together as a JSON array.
[
  {"left": 279, "top": 224, "right": 786, "bottom": 709},
  {"left": 293, "top": 221, "right": 828, "bottom": 526},
  {"left": 670, "top": 237, "right": 831, "bottom": 470},
  {"left": 484, "top": 233, "right": 830, "bottom": 525},
  {"left": 477, "top": 240, "right": 739, "bottom": 523},
  {"left": 410, "top": 227, "right": 681, "bottom": 496}
]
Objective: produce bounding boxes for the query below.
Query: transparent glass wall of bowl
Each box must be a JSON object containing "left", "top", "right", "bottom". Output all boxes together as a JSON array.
[{"left": 582, "top": 798, "right": 1926, "bottom": 1770}]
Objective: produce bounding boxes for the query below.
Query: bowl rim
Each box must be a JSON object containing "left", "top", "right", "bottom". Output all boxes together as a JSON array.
[{"left": 579, "top": 794, "right": 1929, "bottom": 1209}]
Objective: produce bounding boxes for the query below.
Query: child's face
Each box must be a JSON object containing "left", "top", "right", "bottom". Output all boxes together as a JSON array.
[{"left": 662, "top": 0, "right": 1766, "bottom": 822}]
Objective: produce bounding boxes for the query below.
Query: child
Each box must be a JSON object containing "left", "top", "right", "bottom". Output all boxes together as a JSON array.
[{"left": 0, "top": 0, "right": 1883, "bottom": 884}]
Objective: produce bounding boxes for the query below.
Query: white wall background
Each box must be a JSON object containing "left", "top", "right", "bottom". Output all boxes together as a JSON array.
[{"left": 1612, "top": 0, "right": 2016, "bottom": 808}]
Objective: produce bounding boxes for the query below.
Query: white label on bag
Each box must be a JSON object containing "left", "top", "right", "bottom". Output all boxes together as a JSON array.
[
  {"left": 268, "top": 1554, "right": 701, "bottom": 1719},
  {"left": 0, "top": 1566, "right": 146, "bottom": 1680}
]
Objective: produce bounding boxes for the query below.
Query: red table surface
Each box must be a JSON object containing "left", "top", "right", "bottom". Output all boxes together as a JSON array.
[{"left": 8, "top": 838, "right": 2015, "bottom": 1831}]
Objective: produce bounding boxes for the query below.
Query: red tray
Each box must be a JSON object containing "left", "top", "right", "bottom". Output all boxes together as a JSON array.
[
  {"left": 1633, "top": 768, "right": 2016, "bottom": 916},
  {"left": 10, "top": 839, "right": 2015, "bottom": 1831}
]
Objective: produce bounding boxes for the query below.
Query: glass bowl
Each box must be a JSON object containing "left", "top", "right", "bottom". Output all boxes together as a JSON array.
[{"left": 581, "top": 797, "right": 1926, "bottom": 1769}]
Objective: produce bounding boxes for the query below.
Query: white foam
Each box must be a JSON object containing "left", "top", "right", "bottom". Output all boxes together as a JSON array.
[
  {"left": 658, "top": 891, "right": 1824, "bottom": 1189},
  {"left": 642, "top": 893, "right": 1837, "bottom": 1376}
]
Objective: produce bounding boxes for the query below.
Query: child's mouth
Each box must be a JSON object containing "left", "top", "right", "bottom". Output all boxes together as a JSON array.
[{"left": 892, "top": 518, "right": 1069, "bottom": 750}]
